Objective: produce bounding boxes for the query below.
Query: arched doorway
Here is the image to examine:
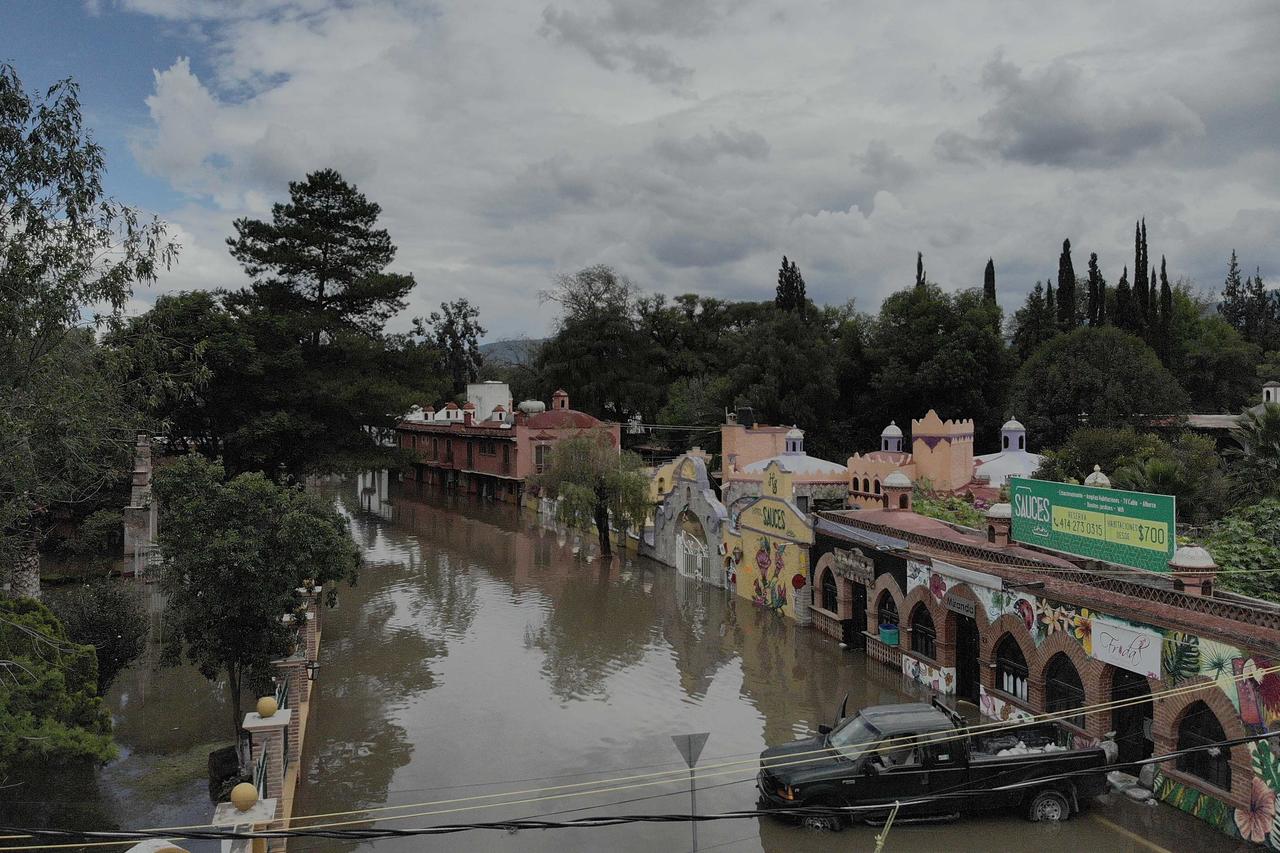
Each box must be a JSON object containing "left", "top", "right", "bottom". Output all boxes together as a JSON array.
[
  {"left": 676, "top": 511, "right": 709, "bottom": 581},
  {"left": 1112, "top": 668, "right": 1154, "bottom": 765}
]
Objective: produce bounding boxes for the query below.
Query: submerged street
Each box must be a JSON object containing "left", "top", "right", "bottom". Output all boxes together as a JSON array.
[{"left": 288, "top": 476, "right": 1243, "bottom": 853}]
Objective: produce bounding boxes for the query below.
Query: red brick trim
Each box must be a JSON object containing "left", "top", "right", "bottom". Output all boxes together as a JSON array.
[
  {"left": 1152, "top": 676, "right": 1251, "bottom": 807},
  {"left": 982, "top": 613, "right": 1041, "bottom": 672}
]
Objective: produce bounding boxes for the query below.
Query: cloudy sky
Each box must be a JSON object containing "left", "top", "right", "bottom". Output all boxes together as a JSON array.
[{"left": 6, "top": 0, "right": 1279, "bottom": 339}]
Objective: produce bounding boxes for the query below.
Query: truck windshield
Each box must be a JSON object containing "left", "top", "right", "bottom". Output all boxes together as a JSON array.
[{"left": 827, "top": 714, "right": 881, "bottom": 761}]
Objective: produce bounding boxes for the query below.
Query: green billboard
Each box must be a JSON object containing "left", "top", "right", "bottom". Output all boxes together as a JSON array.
[{"left": 1008, "top": 477, "right": 1176, "bottom": 572}]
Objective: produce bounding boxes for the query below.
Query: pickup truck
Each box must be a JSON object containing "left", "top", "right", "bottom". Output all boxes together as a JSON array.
[{"left": 757, "top": 698, "right": 1116, "bottom": 831}]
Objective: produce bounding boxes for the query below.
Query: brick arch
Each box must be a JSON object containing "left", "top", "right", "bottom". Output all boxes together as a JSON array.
[
  {"left": 813, "top": 552, "right": 836, "bottom": 587},
  {"left": 1037, "top": 631, "right": 1107, "bottom": 712},
  {"left": 901, "top": 585, "right": 947, "bottom": 661},
  {"left": 940, "top": 582, "right": 990, "bottom": 633},
  {"left": 981, "top": 612, "right": 1041, "bottom": 672},
  {"left": 868, "top": 573, "right": 906, "bottom": 636},
  {"left": 1153, "top": 675, "right": 1251, "bottom": 806}
]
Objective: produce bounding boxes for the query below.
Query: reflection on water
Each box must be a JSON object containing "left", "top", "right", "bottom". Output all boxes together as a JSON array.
[{"left": 294, "top": 477, "right": 1237, "bottom": 853}]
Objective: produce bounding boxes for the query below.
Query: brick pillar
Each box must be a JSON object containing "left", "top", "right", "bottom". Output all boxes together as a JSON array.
[
  {"left": 243, "top": 708, "right": 291, "bottom": 853},
  {"left": 272, "top": 657, "right": 308, "bottom": 764}
]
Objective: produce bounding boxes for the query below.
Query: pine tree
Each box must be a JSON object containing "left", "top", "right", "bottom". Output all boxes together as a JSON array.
[
  {"left": 1220, "top": 249, "right": 1248, "bottom": 333},
  {"left": 1086, "top": 253, "right": 1105, "bottom": 326},
  {"left": 1046, "top": 276, "right": 1056, "bottom": 321},
  {"left": 983, "top": 258, "right": 996, "bottom": 304},
  {"left": 1115, "top": 265, "right": 1134, "bottom": 331},
  {"left": 915, "top": 251, "right": 927, "bottom": 288},
  {"left": 1246, "top": 266, "right": 1272, "bottom": 347},
  {"left": 1147, "top": 267, "right": 1159, "bottom": 334},
  {"left": 1132, "top": 220, "right": 1149, "bottom": 336},
  {"left": 1056, "top": 239, "right": 1077, "bottom": 329}
]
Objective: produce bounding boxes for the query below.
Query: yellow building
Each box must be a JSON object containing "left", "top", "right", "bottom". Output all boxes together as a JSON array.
[
  {"left": 846, "top": 410, "right": 975, "bottom": 507},
  {"left": 724, "top": 461, "right": 815, "bottom": 623}
]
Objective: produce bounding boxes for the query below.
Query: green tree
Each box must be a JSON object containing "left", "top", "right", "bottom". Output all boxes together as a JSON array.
[
  {"left": 1056, "top": 239, "right": 1077, "bottom": 329},
  {"left": 1219, "top": 250, "right": 1248, "bottom": 333},
  {"left": 775, "top": 255, "right": 807, "bottom": 317},
  {"left": 153, "top": 455, "right": 359, "bottom": 736},
  {"left": 46, "top": 580, "right": 146, "bottom": 692},
  {"left": 0, "top": 65, "right": 175, "bottom": 599},
  {"left": 1111, "top": 432, "right": 1227, "bottom": 524},
  {"left": 1033, "top": 426, "right": 1166, "bottom": 483},
  {"left": 425, "top": 298, "right": 485, "bottom": 396},
  {"left": 983, "top": 258, "right": 996, "bottom": 304},
  {"left": 227, "top": 168, "right": 413, "bottom": 344},
  {"left": 1010, "top": 281, "right": 1056, "bottom": 361},
  {"left": 1133, "top": 220, "right": 1149, "bottom": 337},
  {"left": 533, "top": 435, "right": 649, "bottom": 559},
  {"left": 0, "top": 597, "right": 114, "bottom": 778},
  {"left": 1157, "top": 256, "right": 1173, "bottom": 362},
  {"left": 1086, "top": 253, "right": 1106, "bottom": 326},
  {"left": 1010, "top": 326, "right": 1187, "bottom": 446},
  {"left": 1226, "top": 402, "right": 1280, "bottom": 501},
  {"left": 1208, "top": 500, "right": 1280, "bottom": 603},
  {"left": 915, "top": 251, "right": 926, "bottom": 288}
]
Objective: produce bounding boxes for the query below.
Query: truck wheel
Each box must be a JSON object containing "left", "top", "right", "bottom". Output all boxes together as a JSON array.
[
  {"left": 800, "top": 802, "right": 845, "bottom": 832},
  {"left": 1027, "top": 789, "right": 1070, "bottom": 823}
]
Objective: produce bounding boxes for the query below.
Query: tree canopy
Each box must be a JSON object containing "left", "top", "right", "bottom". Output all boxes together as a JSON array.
[
  {"left": 533, "top": 435, "right": 649, "bottom": 559},
  {"left": 153, "top": 455, "right": 360, "bottom": 736}
]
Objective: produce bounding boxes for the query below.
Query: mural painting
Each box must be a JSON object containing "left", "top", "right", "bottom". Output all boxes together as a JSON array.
[
  {"left": 902, "top": 654, "right": 955, "bottom": 695},
  {"left": 724, "top": 461, "right": 813, "bottom": 623}
]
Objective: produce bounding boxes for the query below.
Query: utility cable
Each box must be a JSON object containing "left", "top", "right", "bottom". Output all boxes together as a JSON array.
[{"left": 1, "top": 734, "right": 1273, "bottom": 850}]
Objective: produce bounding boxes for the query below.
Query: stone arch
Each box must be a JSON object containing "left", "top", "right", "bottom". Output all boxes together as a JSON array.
[
  {"left": 980, "top": 612, "right": 1041, "bottom": 672},
  {"left": 901, "top": 584, "right": 947, "bottom": 662},
  {"left": 941, "top": 582, "right": 989, "bottom": 633},
  {"left": 1035, "top": 630, "right": 1107, "bottom": 734},
  {"left": 1153, "top": 675, "right": 1251, "bottom": 804}
]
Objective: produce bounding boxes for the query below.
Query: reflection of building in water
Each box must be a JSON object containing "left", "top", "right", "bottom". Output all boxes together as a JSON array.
[
  {"left": 395, "top": 383, "right": 620, "bottom": 504},
  {"left": 357, "top": 470, "right": 393, "bottom": 520}
]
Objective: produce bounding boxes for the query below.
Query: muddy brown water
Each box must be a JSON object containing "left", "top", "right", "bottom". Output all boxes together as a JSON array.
[{"left": 2, "top": 474, "right": 1247, "bottom": 853}]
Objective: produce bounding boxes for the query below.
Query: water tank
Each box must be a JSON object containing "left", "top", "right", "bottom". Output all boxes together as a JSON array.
[
  {"left": 518, "top": 400, "right": 546, "bottom": 414},
  {"left": 736, "top": 406, "right": 755, "bottom": 428}
]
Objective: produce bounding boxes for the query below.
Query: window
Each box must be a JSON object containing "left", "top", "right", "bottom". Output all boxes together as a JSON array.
[
  {"left": 796, "top": 495, "right": 809, "bottom": 513},
  {"left": 1002, "top": 435, "right": 1009, "bottom": 449},
  {"left": 876, "top": 591, "right": 898, "bottom": 628},
  {"left": 898, "top": 494, "right": 909, "bottom": 509},
  {"left": 910, "top": 604, "right": 936, "bottom": 659},
  {"left": 820, "top": 569, "right": 838, "bottom": 612},
  {"left": 873, "top": 479, "right": 881, "bottom": 495},
  {"left": 503, "top": 444, "right": 510, "bottom": 469},
  {"left": 995, "top": 635, "right": 1029, "bottom": 702},
  {"left": 1176, "top": 701, "right": 1231, "bottom": 790},
  {"left": 1018, "top": 435, "right": 1025, "bottom": 450},
  {"left": 862, "top": 477, "right": 870, "bottom": 493},
  {"left": 535, "top": 444, "right": 550, "bottom": 474},
  {"left": 1044, "top": 653, "right": 1085, "bottom": 727},
  {"left": 432, "top": 438, "right": 438, "bottom": 458}
]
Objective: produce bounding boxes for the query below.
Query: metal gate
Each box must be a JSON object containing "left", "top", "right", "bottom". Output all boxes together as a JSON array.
[{"left": 677, "top": 530, "right": 709, "bottom": 581}]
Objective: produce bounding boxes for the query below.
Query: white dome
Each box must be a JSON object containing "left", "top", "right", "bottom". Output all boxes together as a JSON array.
[
  {"left": 1169, "top": 545, "right": 1217, "bottom": 571},
  {"left": 985, "top": 502, "right": 1012, "bottom": 519},
  {"left": 883, "top": 471, "right": 912, "bottom": 488},
  {"left": 1002, "top": 418, "right": 1026, "bottom": 432},
  {"left": 881, "top": 421, "right": 903, "bottom": 438},
  {"left": 1083, "top": 465, "right": 1110, "bottom": 487},
  {"left": 786, "top": 426, "right": 804, "bottom": 439}
]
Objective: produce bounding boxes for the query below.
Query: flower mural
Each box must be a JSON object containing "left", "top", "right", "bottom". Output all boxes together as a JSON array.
[
  {"left": 1014, "top": 598, "right": 1035, "bottom": 631},
  {"left": 1239, "top": 776, "right": 1279, "bottom": 843},
  {"left": 750, "top": 537, "right": 787, "bottom": 611},
  {"left": 928, "top": 572, "right": 946, "bottom": 600},
  {"left": 1072, "top": 608, "right": 1094, "bottom": 655}
]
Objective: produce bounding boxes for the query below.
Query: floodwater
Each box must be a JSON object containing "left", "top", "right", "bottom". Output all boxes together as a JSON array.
[{"left": 289, "top": 475, "right": 1248, "bottom": 853}]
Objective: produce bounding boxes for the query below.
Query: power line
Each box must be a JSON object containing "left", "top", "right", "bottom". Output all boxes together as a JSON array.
[{"left": 1, "top": 733, "right": 1273, "bottom": 849}]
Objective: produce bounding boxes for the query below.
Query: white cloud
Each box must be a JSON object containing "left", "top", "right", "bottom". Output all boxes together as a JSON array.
[{"left": 119, "top": 0, "right": 1280, "bottom": 339}]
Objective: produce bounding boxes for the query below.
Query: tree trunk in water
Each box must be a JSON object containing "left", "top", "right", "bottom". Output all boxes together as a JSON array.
[
  {"left": 9, "top": 533, "right": 41, "bottom": 600},
  {"left": 595, "top": 502, "right": 612, "bottom": 558}
]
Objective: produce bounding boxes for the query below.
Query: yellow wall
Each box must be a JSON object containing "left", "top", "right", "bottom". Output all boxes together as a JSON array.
[{"left": 724, "top": 462, "right": 814, "bottom": 622}]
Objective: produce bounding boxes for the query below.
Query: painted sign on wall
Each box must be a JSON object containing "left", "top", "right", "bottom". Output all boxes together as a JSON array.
[
  {"left": 1009, "top": 477, "right": 1176, "bottom": 572},
  {"left": 1091, "top": 615, "right": 1162, "bottom": 678}
]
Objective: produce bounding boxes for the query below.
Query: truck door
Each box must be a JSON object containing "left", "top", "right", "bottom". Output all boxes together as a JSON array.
[
  {"left": 867, "top": 735, "right": 931, "bottom": 815},
  {"left": 919, "top": 735, "right": 969, "bottom": 816}
]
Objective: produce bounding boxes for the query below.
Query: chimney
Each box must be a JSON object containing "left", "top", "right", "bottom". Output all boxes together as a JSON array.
[
  {"left": 985, "top": 503, "right": 1012, "bottom": 546},
  {"left": 462, "top": 401, "right": 476, "bottom": 426},
  {"left": 552, "top": 389, "right": 569, "bottom": 411},
  {"left": 1169, "top": 545, "right": 1218, "bottom": 598}
]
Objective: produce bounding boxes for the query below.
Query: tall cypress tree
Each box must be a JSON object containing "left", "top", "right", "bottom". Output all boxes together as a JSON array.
[
  {"left": 1148, "top": 267, "right": 1159, "bottom": 334},
  {"left": 1086, "top": 253, "right": 1105, "bottom": 326},
  {"left": 983, "top": 258, "right": 996, "bottom": 304},
  {"left": 1056, "top": 239, "right": 1077, "bottom": 329},
  {"left": 915, "top": 251, "right": 926, "bottom": 288},
  {"left": 775, "top": 254, "right": 806, "bottom": 316},
  {"left": 1132, "top": 220, "right": 1149, "bottom": 335},
  {"left": 1046, "top": 276, "right": 1056, "bottom": 322},
  {"left": 1246, "top": 266, "right": 1271, "bottom": 347},
  {"left": 1115, "top": 265, "right": 1133, "bottom": 331},
  {"left": 1158, "top": 255, "right": 1173, "bottom": 362}
]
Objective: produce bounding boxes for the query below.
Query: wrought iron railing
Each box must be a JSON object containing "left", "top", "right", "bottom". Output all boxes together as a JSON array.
[
  {"left": 274, "top": 675, "right": 290, "bottom": 711},
  {"left": 253, "top": 745, "right": 268, "bottom": 799}
]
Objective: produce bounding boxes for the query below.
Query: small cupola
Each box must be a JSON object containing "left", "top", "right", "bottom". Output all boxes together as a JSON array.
[
  {"left": 1001, "top": 417, "right": 1027, "bottom": 452},
  {"left": 881, "top": 421, "right": 904, "bottom": 452},
  {"left": 1264, "top": 381, "right": 1280, "bottom": 405},
  {"left": 785, "top": 426, "right": 804, "bottom": 454},
  {"left": 1083, "top": 465, "right": 1110, "bottom": 488},
  {"left": 1169, "top": 545, "right": 1218, "bottom": 598},
  {"left": 984, "top": 502, "right": 1012, "bottom": 545},
  {"left": 552, "top": 389, "right": 570, "bottom": 411},
  {"left": 883, "top": 470, "right": 913, "bottom": 511}
]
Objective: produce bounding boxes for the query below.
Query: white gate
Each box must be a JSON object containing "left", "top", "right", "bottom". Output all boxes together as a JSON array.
[{"left": 677, "top": 529, "right": 710, "bottom": 581}]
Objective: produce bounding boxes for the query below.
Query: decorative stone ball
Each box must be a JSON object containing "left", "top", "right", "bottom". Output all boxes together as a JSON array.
[
  {"left": 256, "top": 696, "right": 278, "bottom": 718},
  {"left": 229, "top": 781, "right": 259, "bottom": 812}
]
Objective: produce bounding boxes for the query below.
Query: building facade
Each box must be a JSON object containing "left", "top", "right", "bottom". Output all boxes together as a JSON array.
[
  {"left": 724, "top": 462, "right": 816, "bottom": 625},
  {"left": 810, "top": 501, "right": 1280, "bottom": 850},
  {"left": 641, "top": 452, "right": 729, "bottom": 587},
  {"left": 395, "top": 384, "right": 620, "bottom": 502}
]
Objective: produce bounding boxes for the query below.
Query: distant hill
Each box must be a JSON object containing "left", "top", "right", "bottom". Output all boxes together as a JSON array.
[{"left": 480, "top": 338, "right": 545, "bottom": 366}]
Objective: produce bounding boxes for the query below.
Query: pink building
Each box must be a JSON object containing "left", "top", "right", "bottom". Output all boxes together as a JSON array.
[{"left": 395, "top": 383, "right": 620, "bottom": 502}]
